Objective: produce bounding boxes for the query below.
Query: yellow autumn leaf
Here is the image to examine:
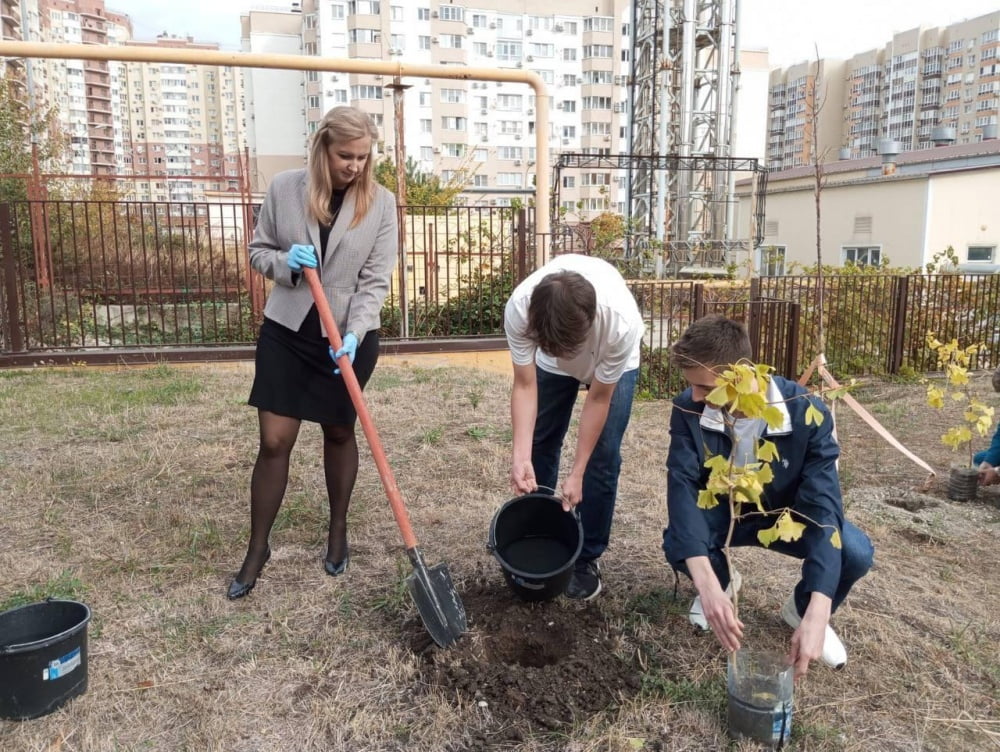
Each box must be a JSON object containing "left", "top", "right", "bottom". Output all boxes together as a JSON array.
[
  {"left": 762, "top": 405, "right": 784, "bottom": 429},
  {"left": 804, "top": 403, "right": 824, "bottom": 426},
  {"left": 830, "top": 529, "right": 842, "bottom": 549},
  {"left": 757, "top": 524, "right": 779, "bottom": 547},
  {"left": 704, "top": 454, "right": 731, "bottom": 474},
  {"left": 705, "top": 384, "right": 731, "bottom": 407},
  {"left": 697, "top": 489, "right": 720, "bottom": 509},
  {"left": 926, "top": 385, "right": 944, "bottom": 408},
  {"left": 757, "top": 462, "right": 775, "bottom": 486},
  {"left": 773, "top": 510, "right": 807, "bottom": 542},
  {"left": 757, "top": 439, "right": 780, "bottom": 463},
  {"left": 735, "top": 392, "right": 767, "bottom": 418}
]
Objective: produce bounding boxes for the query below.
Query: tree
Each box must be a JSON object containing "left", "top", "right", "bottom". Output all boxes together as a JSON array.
[
  {"left": 0, "top": 79, "right": 66, "bottom": 203},
  {"left": 374, "top": 155, "right": 470, "bottom": 207}
]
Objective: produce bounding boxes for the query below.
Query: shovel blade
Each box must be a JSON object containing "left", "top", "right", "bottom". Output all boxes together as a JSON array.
[{"left": 405, "top": 558, "right": 467, "bottom": 648}]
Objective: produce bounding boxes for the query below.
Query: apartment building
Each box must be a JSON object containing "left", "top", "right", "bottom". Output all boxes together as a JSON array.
[
  {"left": 1, "top": 0, "right": 29, "bottom": 86},
  {"left": 767, "top": 10, "right": 1000, "bottom": 170},
  {"left": 28, "top": 0, "right": 246, "bottom": 199},
  {"left": 122, "top": 36, "right": 246, "bottom": 201},
  {"left": 766, "top": 58, "right": 846, "bottom": 170},
  {"left": 242, "top": 0, "right": 632, "bottom": 214}
]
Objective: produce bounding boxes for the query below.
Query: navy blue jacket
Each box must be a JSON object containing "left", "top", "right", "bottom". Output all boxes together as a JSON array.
[{"left": 663, "top": 375, "right": 844, "bottom": 599}]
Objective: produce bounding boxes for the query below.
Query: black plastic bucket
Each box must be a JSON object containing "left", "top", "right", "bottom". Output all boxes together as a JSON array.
[
  {"left": 0, "top": 600, "right": 92, "bottom": 720},
  {"left": 487, "top": 493, "right": 583, "bottom": 602}
]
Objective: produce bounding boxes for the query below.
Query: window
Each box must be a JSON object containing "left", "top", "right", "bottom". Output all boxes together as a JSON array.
[
  {"left": 349, "top": 29, "right": 381, "bottom": 44},
  {"left": 441, "top": 88, "right": 465, "bottom": 104},
  {"left": 347, "top": 0, "right": 380, "bottom": 15},
  {"left": 390, "top": 5, "right": 403, "bottom": 21},
  {"left": 307, "top": 95, "right": 320, "bottom": 109},
  {"left": 497, "top": 172, "right": 523, "bottom": 187},
  {"left": 440, "top": 6, "right": 464, "bottom": 21},
  {"left": 529, "top": 43, "right": 554, "bottom": 58},
  {"left": 562, "top": 176, "right": 575, "bottom": 188},
  {"left": 561, "top": 125, "right": 576, "bottom": 138},
  {"left": 758, "top": 245, "right": 786, "bottom": 276},
  {"left": 473, "top": 174, "right": 489, "bottom": 187},
  {"left": 842, "top": 245, "right": 881, "bottom": 266},
  {"left": 350, "top": 85, "right": 382, "bottom": 100},
  {"left": 331, "top": 4, "right": 345, "bottom": 19},
  {"left": 968, "top": 245, "right": 995, "bottom": 263},
  {"left": 420, "top": 118, "right": 432, "bottom": 132},
  {"left": 418, "top": 36, "right": 431, "bottom": 50},
  {"left": 417, "top": 8, "right": 430, "bottom": 20},
  {"left": 498, "top": 146, "right": 522, "bottom": 160},
  {"left": 419, "top": 91, "right": 431, "bottom": 106},
  {"left": 474, "top": 148, "right": 488, "bottom": 160},
  {"left": 583, "top": 45, "right": 613, "bottom": 58},
  {"left": 420, "top": 146, "right": 433, "bottom": 161},
  {"left": 561, "top": 100, "right": 576, "bottom": 113},
  {"left": 583, "top": 17, "right": 613, "bottom": 32},
  {"left": 441, "top": 116, "right": 466, "bottom": 130},
  {"left": 472, "top": 14, "right": 487, "bottom": 28},
  {"left": 474, "top": 42, "right": 488, "bottom": 56},
  {"left": 563, "top": 48, "right": 577, "bottom": 62},
  {"left": 442, "top": 143, "right": 465, "bottom": 157},
  {"left": 496, "top": 94, "right": 523, "bottom": 111},
  {"left": 440, "top": 34, "right": 463, "bottom": 49},
  {"left": 496, "top": 40, "right": 522, "bottom": 61}
]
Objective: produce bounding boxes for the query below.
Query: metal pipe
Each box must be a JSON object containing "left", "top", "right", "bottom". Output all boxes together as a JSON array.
[
  {"left": 0, "top": 40, "right": 551, "bottom": 264},
  {"left": 726, "top": 0, "right": 741, "bottom": 245},
  {"left": 677, "top": 0, "right": 696, "bottom": 241}
]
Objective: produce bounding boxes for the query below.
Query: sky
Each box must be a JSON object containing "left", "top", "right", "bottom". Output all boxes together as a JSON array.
[{"left": 106, "top": 0, "right": 1000, "bottom": 68}]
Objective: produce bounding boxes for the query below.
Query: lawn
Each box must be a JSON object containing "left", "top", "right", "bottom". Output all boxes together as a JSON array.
[{"left": 0, "top": 362, "right": 998, "bottom": 751}]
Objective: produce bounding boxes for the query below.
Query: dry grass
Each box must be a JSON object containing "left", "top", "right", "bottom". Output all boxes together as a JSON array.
[{"left": 0, "top": 362, "right": 998, "bottom": 751}]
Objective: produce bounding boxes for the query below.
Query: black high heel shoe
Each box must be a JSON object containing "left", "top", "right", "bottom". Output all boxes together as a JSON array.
[
  {"left": 227, "top": 547, "right": 271, "bottom": 600},
  {"left": 323, "top": 550, "right": 349, "bottom": 577}
]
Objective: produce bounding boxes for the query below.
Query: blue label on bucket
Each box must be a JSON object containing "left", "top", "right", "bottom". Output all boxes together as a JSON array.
[
  {"left": 772, "top": 701, "right": 793, "bottom": 742},
  {"left": 42, "top": 647, "right": 81, "bottom": 681}
]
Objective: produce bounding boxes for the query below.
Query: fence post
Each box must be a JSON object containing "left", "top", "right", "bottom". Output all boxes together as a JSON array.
[
  {"left": 787, "top": 302, "right": 801, "bottom": 378},
  {"left": 515, "top": 208, "right": 527, "bottom": 282},
  {"left": 889, "top": 275, "right": 909, "bottom": 374},
  {"left": 693, "top": 282, "right": 705, "bottom": 320},
  {"left": 0, "top": 204, "right": 26, "bottom": 353}
]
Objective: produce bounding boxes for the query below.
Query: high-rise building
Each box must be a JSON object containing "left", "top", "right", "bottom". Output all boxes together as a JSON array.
[
  {"left": 242, "top": 0, "right": 633, "bottom": 213},
  {"left": 32, "top": 0, "right": 247, "bottom": 199},
  {"left": 122, "top": 36, "right": 246, "bottom": 201},
  {"left": 767, "top": 10, "right": 1000, "bottom": 170}
]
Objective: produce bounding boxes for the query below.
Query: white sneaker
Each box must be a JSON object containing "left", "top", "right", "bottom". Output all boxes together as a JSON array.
[
  {"left": 689, "top": 569, "right": 742, "bottom": 631},
  {"left": 780, "top": 595, "right": 847, "bottom": 669}
]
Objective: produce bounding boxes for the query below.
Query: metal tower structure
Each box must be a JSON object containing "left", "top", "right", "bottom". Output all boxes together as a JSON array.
[{"left": 628, "top": 0, "right": 754, "bottom": 269}]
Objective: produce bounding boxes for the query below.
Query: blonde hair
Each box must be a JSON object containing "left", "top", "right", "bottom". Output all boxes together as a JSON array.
[{"left": 307, "top": 106, "right": 379, "bottom": 228}]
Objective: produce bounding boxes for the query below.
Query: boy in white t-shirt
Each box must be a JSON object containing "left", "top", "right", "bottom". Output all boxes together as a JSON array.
[{"left": 504, "top": 254, "right": 644, "bottom": 600}]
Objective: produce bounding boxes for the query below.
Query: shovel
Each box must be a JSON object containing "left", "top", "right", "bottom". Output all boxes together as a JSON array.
[{"left": 303, "top": 268, "right": 467, "bottom": 648}]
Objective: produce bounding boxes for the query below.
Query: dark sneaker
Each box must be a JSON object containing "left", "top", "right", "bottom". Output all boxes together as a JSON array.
[{"left": 565, "top": 559, "right": 602, "bottom": 601}]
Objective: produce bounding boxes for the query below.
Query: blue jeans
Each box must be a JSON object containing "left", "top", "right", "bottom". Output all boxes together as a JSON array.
[
  {"left": 531, "top": 365, "right": 638, "bottom": 562},
  {"left": 671, "top": 517, "right": 874, "bottom": 615}
]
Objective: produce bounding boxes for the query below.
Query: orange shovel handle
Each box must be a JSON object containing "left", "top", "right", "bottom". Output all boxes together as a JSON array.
[{"left": 303, "top": 268, "right": 419, "bottom": 550}]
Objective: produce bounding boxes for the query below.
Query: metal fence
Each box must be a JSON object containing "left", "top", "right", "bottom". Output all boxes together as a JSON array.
[{"left": 4, "top": 196, "right": 1000, "bottom": 396}]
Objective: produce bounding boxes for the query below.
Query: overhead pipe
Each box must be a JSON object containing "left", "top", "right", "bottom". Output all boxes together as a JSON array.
[{"left": 0, "top": 40, "right": 552, "bottom": 267}]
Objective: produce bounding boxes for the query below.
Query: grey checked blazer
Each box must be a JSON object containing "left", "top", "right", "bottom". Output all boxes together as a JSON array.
[{"left": 249, "top": 168, "right": 398, "bottom": 343}]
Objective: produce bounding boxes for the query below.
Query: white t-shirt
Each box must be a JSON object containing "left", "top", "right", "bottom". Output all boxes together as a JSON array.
[{"left": 503, "top": 254, "right": 644, "bottom": 384}]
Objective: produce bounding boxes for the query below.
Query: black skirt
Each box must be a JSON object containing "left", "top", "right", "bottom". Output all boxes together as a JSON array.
[{"left": 248, "top": 306, "right": 379, "bottom": 425}]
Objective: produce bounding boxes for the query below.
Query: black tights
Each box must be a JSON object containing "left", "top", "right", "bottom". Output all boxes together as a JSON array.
[{"left": 234, "top": 410, "right": 358, "bottom": 584}]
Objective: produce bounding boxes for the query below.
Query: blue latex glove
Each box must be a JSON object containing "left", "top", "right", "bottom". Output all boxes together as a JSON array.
[
  {"left": 329, "top": 332, "right": 358, "bottom": 375},
  {"left": 287, "top": 243, "right": 317, "bottom": 271}
]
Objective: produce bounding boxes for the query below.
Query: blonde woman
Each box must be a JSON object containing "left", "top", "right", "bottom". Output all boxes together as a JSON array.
[{"left": 228, "top": 106, "right": 398, "bottom": 599}]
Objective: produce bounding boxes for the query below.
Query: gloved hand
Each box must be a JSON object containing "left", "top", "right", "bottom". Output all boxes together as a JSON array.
[
  {"left": 329, "top": 332, "right": 358, "bottom": 375},
  {"left": 286, "top": 243, "right": 317, "bottom": 271}
]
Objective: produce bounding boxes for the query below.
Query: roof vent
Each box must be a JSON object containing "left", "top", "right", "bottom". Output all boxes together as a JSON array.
[{"left": 931, "top": 125, "right": 957, "bottom": 146}]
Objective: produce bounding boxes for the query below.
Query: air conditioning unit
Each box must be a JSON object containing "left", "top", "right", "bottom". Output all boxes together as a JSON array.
[
  {"left": 514, "top": 134, "right": 522, "bottom": 140},
  {"left": 433, "top": 147, "right": 440, "bottom": 153},
  {"left": 516, "top": 61, "right": 523, "bottom": 67},
  {"left": 561, "top": 137, "right": 570, "bottom": 145},
  {"left": 487, "top": 50, "right": 494, "bottom": 57},
  {"left": 431, "top": 10, "right": 438, "bottom": 18},
  {"left": 467, "top": 27, "right": 474, "bottom": 35},
  {"left": 326, "top": 90, "right": 335, "bottom": 96},
  {"left": 556, "top": 102, "right": 564, "bottom": 109},
  {"left": 576, "top": 77, "right": 583, "bottom": 85},
  {"left": 389, "top": 48, "right": 401, "bottom": 55},
  {"left": 554, "top": 24, "right": 564, "bottom": 32},
  {"left": 431, "top": 37, "right": 439, "bottom": 44},
  {"left": 481, "top": 135, "right": 488, "bottom": 142},
  {"left": 526, "top": 55, "right": 534, "bottom": 62},
  {"left": 480, "top": 108, "right": 488, "bottom": 115},
  {"left": 603, "top": 135, "right": 611, "bottom": 142},
  {"left": 526, "top": 29, "right": 533, "bottom": 36},
  {"left": 514, "top": 159, "right": 522, "bottom": 165},
  {"left": 489, "top": 22, "right": 496, "bottom": 29}
]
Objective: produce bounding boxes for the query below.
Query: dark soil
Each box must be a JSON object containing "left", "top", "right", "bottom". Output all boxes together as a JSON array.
[{"left": 407, "top": 563, "right": 642, "bottom": 748}]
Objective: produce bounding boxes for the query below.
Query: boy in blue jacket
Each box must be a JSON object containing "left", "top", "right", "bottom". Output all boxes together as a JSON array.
[{"left": 662, "top": 315, "right": 874, "bottom": 679}]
